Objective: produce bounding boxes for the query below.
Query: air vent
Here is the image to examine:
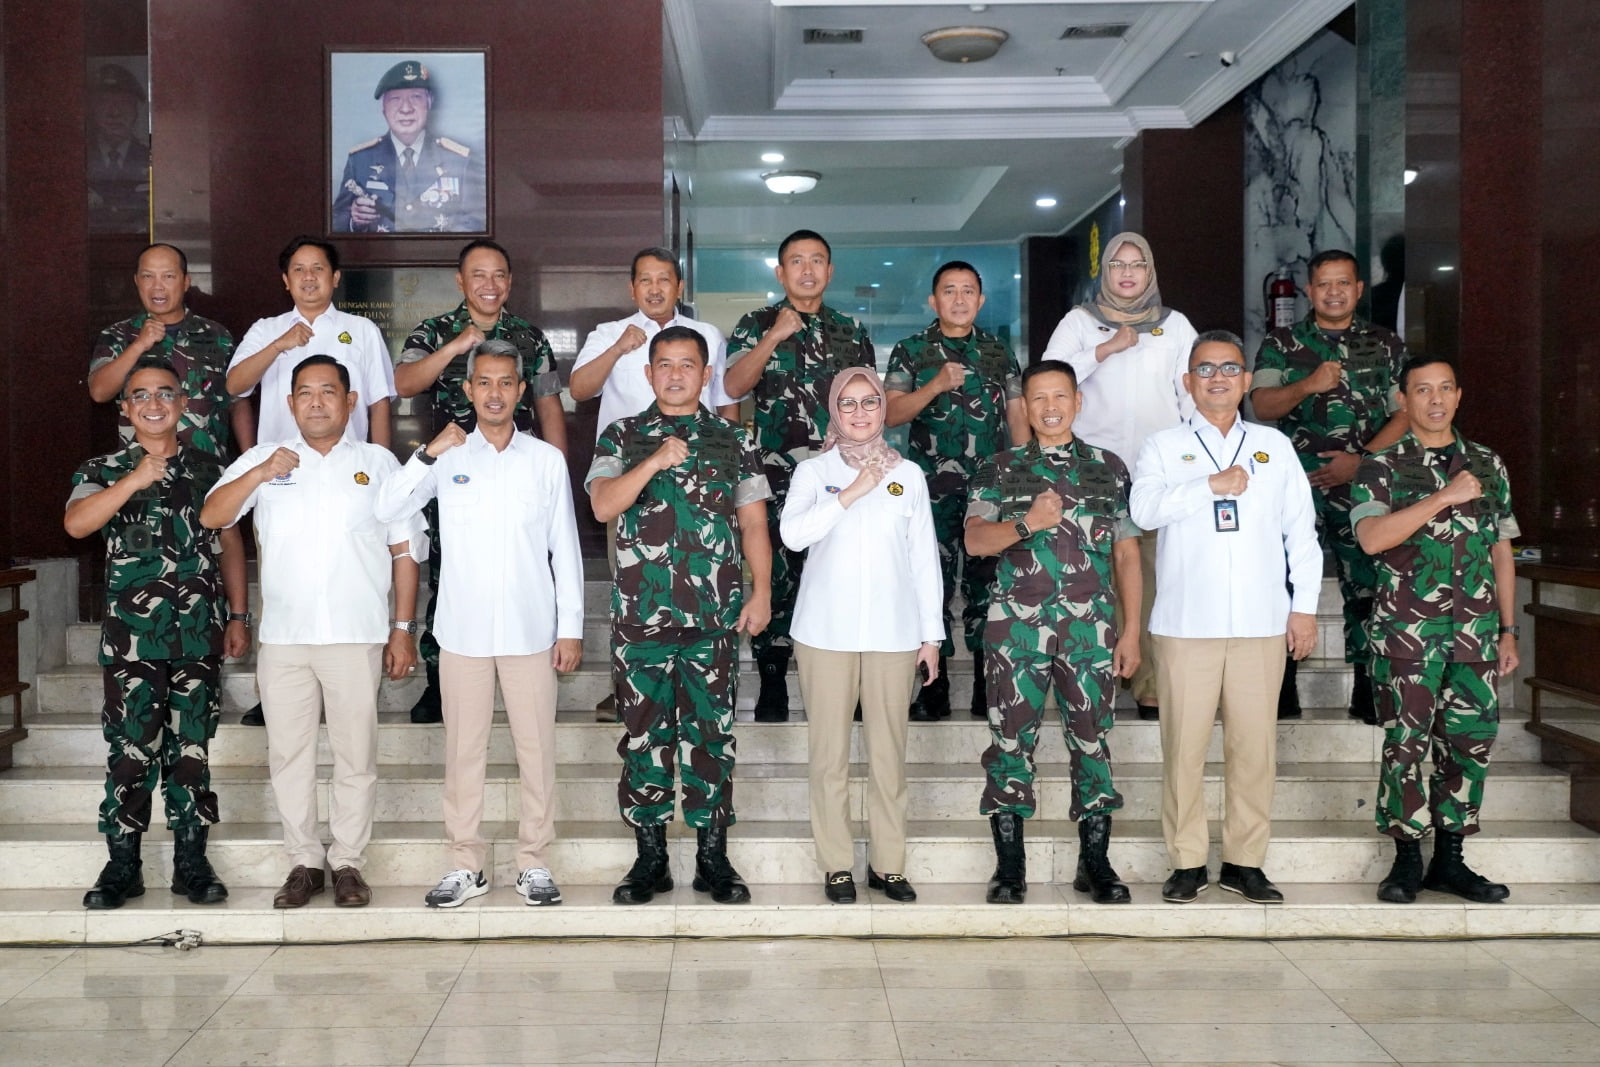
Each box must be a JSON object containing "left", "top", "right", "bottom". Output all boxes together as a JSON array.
[
  {"left": 1059, "top": 23, "right": 1130, "bottom": 40},
  {"left": 803, "top": 28, "right": 864, "bottom": 45}
]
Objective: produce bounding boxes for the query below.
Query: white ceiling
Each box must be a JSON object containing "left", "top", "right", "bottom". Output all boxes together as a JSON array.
[{"left": 665, "top": 0, "right": 1351, "bottom": 248}]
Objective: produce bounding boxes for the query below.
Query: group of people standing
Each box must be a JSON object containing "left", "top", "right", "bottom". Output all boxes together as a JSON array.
[{"left": 67, "top": 225, "right": 1521, "bottom": 914}]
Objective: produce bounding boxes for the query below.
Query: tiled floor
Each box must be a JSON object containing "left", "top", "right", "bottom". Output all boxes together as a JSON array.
[{"left": 2, "top": 936, "right": 1599, "bottom": 1065}]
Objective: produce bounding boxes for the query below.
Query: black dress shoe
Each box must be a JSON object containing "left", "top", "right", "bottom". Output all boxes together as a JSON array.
[
  {"left": 1136, "top": 704, "right": 1159, "bottom": 721},
  {"left": 867, "top": 866, "right": 917, "bottom": 902},
  {"left": 824, "top": 870, "right": 856, "bottom": 903},
  {"left": 1161, "top": 865, "right": 1208, "bottom": 903},
  {"left": 240, "top": 702, "right": 265, "bottom": 726},
  {"left": 1218, "top": 862, "right": 1284, "bottom": 903}
]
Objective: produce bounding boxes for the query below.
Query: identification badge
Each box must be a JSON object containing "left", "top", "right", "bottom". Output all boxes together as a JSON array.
[{"left": 1213, "top": 499, "right": 1239, "bottom": 532}]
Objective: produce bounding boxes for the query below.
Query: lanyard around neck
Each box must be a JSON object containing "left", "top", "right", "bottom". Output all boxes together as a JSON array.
[{"left": 1194, "top": 427, "right": 1245, "bottom": 474}]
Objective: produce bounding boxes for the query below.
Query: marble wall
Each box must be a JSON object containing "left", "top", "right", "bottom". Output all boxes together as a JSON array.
[{"left": 1242, "top": 29, "right": 1358, "bottom": 361}]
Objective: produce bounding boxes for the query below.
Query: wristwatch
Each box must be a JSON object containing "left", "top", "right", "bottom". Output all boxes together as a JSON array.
[
  {"left": 1498, "top": 625, "right": 1521, "bottom": 638},
  {"left": 1013, "top": 519, "right": 1032, "bottom": 541},
  {"left": 227, "top": 611, "right": 253, "bottom": 628},
  {"left": 413, "top": 444, "right": 437, "bottom": 466},
  {"left": 393, "top": 620, "right": 418, "bottom": 635}
]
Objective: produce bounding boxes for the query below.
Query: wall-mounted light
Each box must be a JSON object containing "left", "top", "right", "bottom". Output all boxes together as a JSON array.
[
  {"left": 1404, "top": 168, "right": 1419, "bottom": 185},
  {"left": 763, "top": 170, "right": 821, "bottom": 195}
]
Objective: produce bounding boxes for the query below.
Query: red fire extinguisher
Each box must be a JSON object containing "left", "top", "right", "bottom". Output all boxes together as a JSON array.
[{"left": 1265, "top": 267, "right": 1297, "bottom": 329}]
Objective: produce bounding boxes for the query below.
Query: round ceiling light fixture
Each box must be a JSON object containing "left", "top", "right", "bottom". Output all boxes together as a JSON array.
[
  {"left": 921, "top": 25, "right": 1009, "bottom": 63},
  {"left": 762, "top": 170, "right": 821, "bottom": 195}
]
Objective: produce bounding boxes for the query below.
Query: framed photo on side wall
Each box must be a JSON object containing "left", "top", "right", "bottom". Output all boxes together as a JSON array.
[{"left": 327, "top": 48, "right": 490, "bottom": 237}]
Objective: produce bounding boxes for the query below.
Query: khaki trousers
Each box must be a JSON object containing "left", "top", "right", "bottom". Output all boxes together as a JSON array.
[
  {"left": 1129, "top": 530, "right": 1160, "bottom": 705},
  {"left": 258, "top": 642, "right": 382, "bottom": 872},
  {"left": 440, "top": 647, "right": 558, "bottom": 872},
  {"left": 1154, "top": 634, "right": 1286, "bottom": 870},
  {"left": 794, "top": 643, "right": 918, "bottom": 874}
]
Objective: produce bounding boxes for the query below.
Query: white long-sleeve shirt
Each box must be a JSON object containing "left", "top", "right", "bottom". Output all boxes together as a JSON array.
[
  {"left": 1130, "top": 413, "right": 1320, "bottom": 639},
  {"left": 780, "top": 450, "right": 945, "bottom": 653},
  {"left": 374, "top": 429, "right": 583, "bottom": 657},
  {"left": 210, "top": 437, "right": 424, "bottom": 645},
  {"left": 572, "top": 310, "right": 734, "bottom": 443},
  {"left": 1040, "top": 306, "right": 1198, "bottom": 469}
]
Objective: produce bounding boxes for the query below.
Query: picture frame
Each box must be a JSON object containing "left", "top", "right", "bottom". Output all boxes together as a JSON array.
[{"left": 326, "top": 47, "right": 491, "bottom": 238}]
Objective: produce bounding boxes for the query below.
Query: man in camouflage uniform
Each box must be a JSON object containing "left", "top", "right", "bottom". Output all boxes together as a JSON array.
[
  {"left": 394, "top": 238, "right": 566, "bottom": 723},
  {"left": 1251, "top": 250, "right": 1408, "bottom": 721},
  {"left": 88, "top": 243, "right": 250, "bottom": 458},
  {"left": 1352, "top": 354, "right": 1519, "bottom": 904},
  {"left": 587, "top": 326, "right": 773, "bottom": 905},
  {"left": 963, "top": 360, "right": 1141, "bottom": 905},
  {"left": 886, "top": 260, "right": 1028, "bottom": 720},
  {"left": 723, "top": 229, "right": 873, "bottom": 721},
  {"left": 65, "top": 356, "right": 250, "bottom": 910}
]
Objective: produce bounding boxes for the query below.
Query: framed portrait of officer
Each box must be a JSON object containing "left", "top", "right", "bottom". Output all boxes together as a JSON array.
[
  {"left": 86, "top": 57, "right": 151, "bottom": 235},
  {"left": 327, "top": 48, "right": 491, "bottom": 237}
]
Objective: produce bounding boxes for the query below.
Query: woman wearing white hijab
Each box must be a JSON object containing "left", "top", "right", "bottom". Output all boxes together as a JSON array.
[{"left": 782, "top": 366, "right": 944, "bottom": 904}]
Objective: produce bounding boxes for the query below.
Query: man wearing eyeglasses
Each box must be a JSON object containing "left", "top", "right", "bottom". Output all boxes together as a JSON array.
[
  {"left": 1131, "top": 331, "right": 1321, "bottom": 905},
  {"left": 66, "top": 356, "right": 250, "bottom": 911},
  {"left": 1251, "top": 250, "right": 1408, "bottom": 723}
]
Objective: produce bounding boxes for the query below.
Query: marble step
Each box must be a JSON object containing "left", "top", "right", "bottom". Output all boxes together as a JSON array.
[
  {"left": 6, "top": 818, "right": 1597, "bottom": 892},
  {"left": 7, "top": 881, "right": 1600, "bottom": 946},
  {"left": 0, "top": 761, "right": 1572, "bottom": 826},
  {"left": 34, "top": 659, "right": 1498, "bottom": 720},
  {"left": 10, "top": 707, "right": 1546, "bottom": 768}
]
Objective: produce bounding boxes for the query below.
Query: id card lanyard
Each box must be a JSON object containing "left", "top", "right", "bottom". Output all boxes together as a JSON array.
[{"left": 1195, "top": 428, "right": 1246, "bottom": 533}]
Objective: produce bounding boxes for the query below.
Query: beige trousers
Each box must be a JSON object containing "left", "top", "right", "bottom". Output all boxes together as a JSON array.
[
  {"left": 1154, "top": 634, "right": 1286, "bottom": 870},
  {"left": 794, "top": 642, "right": 918, "bottom": 874},
  {"left": 258, "top": 642, "right": 383, "bottom": 872},
  {"left": 440, "top": 647, "right": 558, "bottom": 872},
  {"left": 1129, "top": 530, "right": 1160, "bottom": 705}
]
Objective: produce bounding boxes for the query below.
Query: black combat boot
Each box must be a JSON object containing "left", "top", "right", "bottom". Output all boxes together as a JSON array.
[
  {"left": 753, "top": 648, "right": 790, "bottom": 722},
  {"left": 986, "top": 811, "right": 1027, "bottom": 903},
  {"left": 171, "top": 825, "right": 228, "bottom": 904},
  {"left": 1376, "top": 836, "right": 1425, "bottom": 903},
  {"left": 613, "top": 824, "right": 673, "bottom": 904},
  {"left": 410, "top": 662, "right": 443, "bottom": 724},
  {"left": 1277, "top": 656, "right": 1302, "bottom": 719},
  {"left": 1072, "top": 813, "right": 1131, "bottom": 903},
  {"left": 1422, "top": 827, "right": 1509, "bottom": 902},
  {"left": 1349, "top": 662, "right": 1377, "bottom": 724},
  {"left": 908, "top": 656, "right": 949, "bottom": 722},
  {"left": 83, "top": 831, "right": 144, "bottom": 910},
  {"left": 968, "top": 665, "right": 988, "bottom": 719},
  {"left": 692, "top": 825, "right": 751, "bottom": 903}
]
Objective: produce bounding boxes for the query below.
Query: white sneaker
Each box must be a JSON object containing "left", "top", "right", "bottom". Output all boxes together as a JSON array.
[
  {"left": 516, "top": 867, "right": 562, "bottom": 906},
  {"left": 424, "top": 868, "right": 488, "bottom": 908}
]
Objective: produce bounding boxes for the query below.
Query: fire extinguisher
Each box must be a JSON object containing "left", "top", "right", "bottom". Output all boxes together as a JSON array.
[{"left": 1264, "top": 267, "right": 1297, "bottom": 329}]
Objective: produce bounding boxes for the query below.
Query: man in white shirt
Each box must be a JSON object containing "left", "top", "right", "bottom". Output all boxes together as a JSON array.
[
  {"left": 375, "top": 340, "right": 584, "bottom": 909},
  {"left": 1131, "top": 330, "right": 1320, "bottom": 906},
  {"left": 225, "top": 235, "right": 397, "bottom": 450},
  {"left": 202, "top": 355, "right": 423, "bottom": 910}
]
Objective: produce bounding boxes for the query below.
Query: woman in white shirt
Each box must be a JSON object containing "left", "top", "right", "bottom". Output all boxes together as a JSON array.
[{"left": 782, "top": 367, "right": 944, "bottom": 904}]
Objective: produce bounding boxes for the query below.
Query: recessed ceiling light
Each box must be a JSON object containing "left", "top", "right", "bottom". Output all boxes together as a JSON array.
[
  {"left": 1437, "top": 265, "right": 1455, "bottom": 272},
  {"left": 764, "top": 258, "right": 779, "bottom": 269},
  {"left": 1036, "top": 197, "right": 1058, "bottom": 209},
  {"left": 1118, "top": 197, "right": 1127, "bottom": 207},
  {"left": 762, "top": 170, "right": 821, "bottom": 195},
  {"left": 882, "top": 261, "right": 894, "bottom": 267},
  {"left": 761, "top": 152, "right": 784, "bottom": 164},
  {"left": 1404, "top": 168, "right": 1419, "bottom": 185},
  {"left": 1013, "top": 273, "right": 1021, "bottom": 280}
]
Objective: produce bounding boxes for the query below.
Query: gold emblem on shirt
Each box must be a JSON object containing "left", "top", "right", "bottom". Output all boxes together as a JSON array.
[
  {"left": 353, "top": 472, "right": 370, "bottom": 485},
  {"left": 887, "top": 482, "right": 904, "bottom": 496},
  {"left": 1253, "top": 451, "right": 1270, "bottom": 464},
  {"left": 338, "top": 331, "right": 353, "bottom": 344},
  {"left": 1151, "top": 327, "right": 1164, "bottom": 336}
]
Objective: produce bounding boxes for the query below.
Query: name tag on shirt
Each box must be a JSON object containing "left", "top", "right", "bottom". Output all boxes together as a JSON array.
[{"left": 1214, "top": 499, "right": 1239, "bottom": 532}]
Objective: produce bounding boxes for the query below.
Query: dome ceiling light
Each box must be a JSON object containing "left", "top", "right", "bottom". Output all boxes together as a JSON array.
[
  {"left": 762, "top": 170, "right": 821, "bottom": 195},
  {"left": 921, "top": 25, "right": 1009, "bottom": 64}
]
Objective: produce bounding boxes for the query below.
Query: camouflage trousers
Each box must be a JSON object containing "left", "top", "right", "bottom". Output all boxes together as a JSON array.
[
  {"left": 99, "top": 656, "right": 222, "bottom": 834},
  {"left": 979, "top": 612, "right": 1124, "bottom": 820},
  {"left": 419, "top": 497, "right": 442, "bottom": 670},
  {"left": 1373, "top": 656, "right": 1498, "bottom": 840},
  {"left": 613, "top": 624, "right": 739, "bottom": 828},
  {"left": 752, "top": 466, "right": 802, "bottom": 656},
  {"left": 1313, "top": 483, "right": 1376, "bottom": 665},
  {"left": 930, "top": 475, "right": 997, "bottom": 658}
]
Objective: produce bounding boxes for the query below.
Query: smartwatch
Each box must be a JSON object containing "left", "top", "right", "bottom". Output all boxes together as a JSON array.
[
  {"left": 1013, "top": 519, "right": 1031, "bottom": 541},
  {"left": 413, "top": 444, "right": 437, "bottom": 466}
]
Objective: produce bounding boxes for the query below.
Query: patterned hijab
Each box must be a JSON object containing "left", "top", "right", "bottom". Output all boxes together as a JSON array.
[
  {"left": 1081, "top": 231, "right": 1170, "bottom": 331},
  {"left": 821, "top": 366, "right": 901, "bottom": 473}
]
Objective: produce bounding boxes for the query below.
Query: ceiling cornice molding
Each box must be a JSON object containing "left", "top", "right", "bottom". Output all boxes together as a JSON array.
[
  {"left": 1096, "top": 3, "right": 1210, "bottom": 106},
  {"left": 1177, "top": 0, "right": 1353, "bottom": 124},
  {"left": 774, "top": 76, "right": 1109, "bottom": 111},
  {"left": 698, "top": 111, "right": 1139, "bottom": 142}
]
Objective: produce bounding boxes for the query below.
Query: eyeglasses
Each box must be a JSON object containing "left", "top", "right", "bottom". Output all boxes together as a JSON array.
[
  {"left": 836, "top": 395, "right": 882, "bottom": 413},
  {"left": 1106, "top": 260, "right": 1149, "bottom": 272},
  {"left": 1191, "top": 362, "right": 1245, "bottom": 379},
  {"left": 126, "top": 388, "right": 179, "bottom": 404}
]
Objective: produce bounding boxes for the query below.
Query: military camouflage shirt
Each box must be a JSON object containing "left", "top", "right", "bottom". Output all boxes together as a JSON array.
[
  {"left": 1350, "top": 430, "right": 1519, "bottom": 663},
  {"left": 967, "top": 438, "right": 1139, "bottom": 652},
  {"left": 399, "top": 302, "right": 559, "bottom": 431},
  {"left": 68, "top": 444, "right": 226, "bottom": 665},
  {"left": 1252, "top": 315, "right": 1403, "bottom": 471},
  {"left": 884, "top": 321, "right": 1022, "bottom": 483},
  {"left": 90, "top": 311, "right": 236, "bottom": 457},
  {"left": 725, "top": 300, "right": 873, "bottom": 475},
  {"left": 586, "top": 405, "right": 771, "bottom": 632}
]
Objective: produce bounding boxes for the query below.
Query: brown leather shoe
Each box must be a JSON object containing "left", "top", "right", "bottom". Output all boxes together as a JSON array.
[
  {"left": 333, "top": 865, "right": 371, "bottom": 907},
  {"left": 272, "top": 865, "right": 325, "bottom": 909}
]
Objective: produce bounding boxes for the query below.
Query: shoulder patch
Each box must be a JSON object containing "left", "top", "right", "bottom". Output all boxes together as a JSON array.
[
  {"left": 437, "top": 137, "right": 470, "bottom": 157},
  {"left": 348, "top": 137, "right": 383, "bottom": 154}
]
